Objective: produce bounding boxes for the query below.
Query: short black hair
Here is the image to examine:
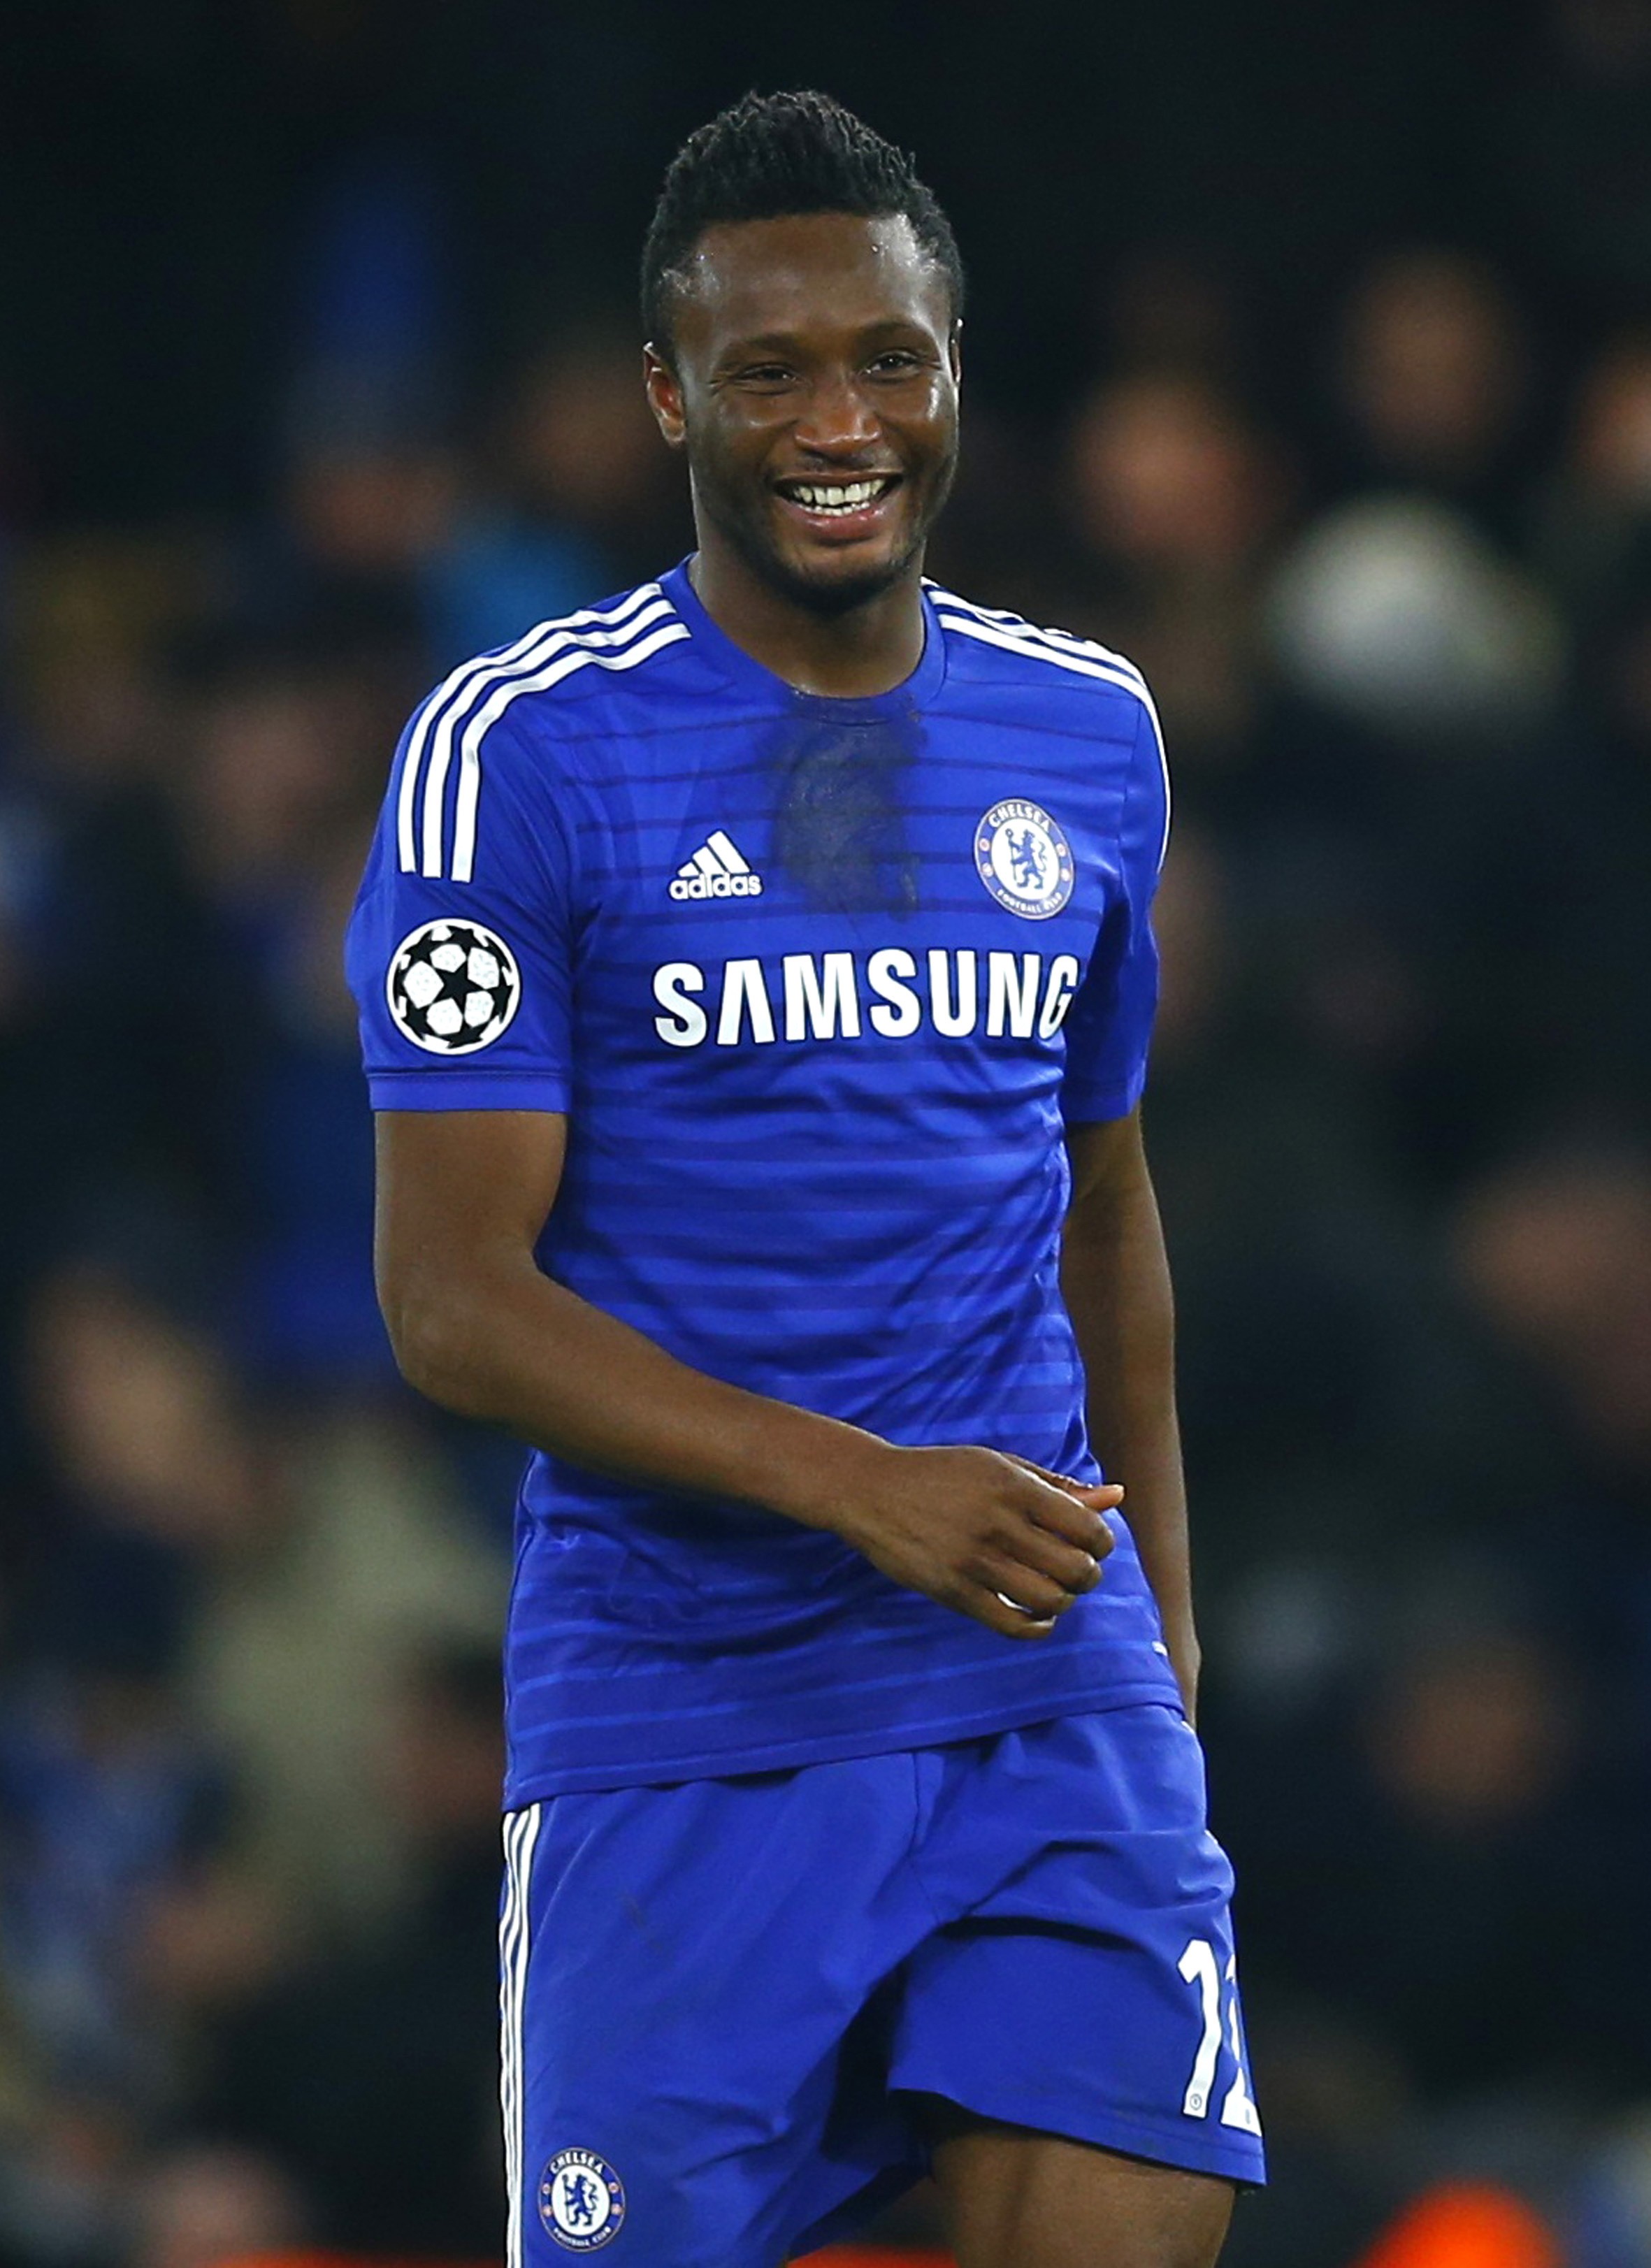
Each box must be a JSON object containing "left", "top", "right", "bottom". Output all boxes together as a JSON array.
[{"left": 641, "top": 89, "right": 964, "bottom": 354}]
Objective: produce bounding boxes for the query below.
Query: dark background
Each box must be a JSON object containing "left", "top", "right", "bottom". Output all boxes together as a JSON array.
[
  {"left": 3, "top": 0, "right": 1625, "bottom": 513},
  {"left": 3, "top": 3, "right": 1651, "bottom": 2263}
]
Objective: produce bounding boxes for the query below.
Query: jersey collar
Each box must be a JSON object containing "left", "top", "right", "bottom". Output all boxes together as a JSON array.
[{"left": 660, "top": 556, "right": 947, "bottom": 712}]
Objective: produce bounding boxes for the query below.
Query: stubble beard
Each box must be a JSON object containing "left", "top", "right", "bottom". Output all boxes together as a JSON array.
[{"left": 695, "top": 445, "right": 958, "bottom": 621}]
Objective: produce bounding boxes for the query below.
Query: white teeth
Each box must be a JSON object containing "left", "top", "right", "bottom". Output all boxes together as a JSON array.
[{"left": 788, "top": 479, "right": 889, "bottom": 511}]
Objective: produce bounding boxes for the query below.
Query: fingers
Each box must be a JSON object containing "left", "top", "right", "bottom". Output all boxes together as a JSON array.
[
  {"left": 1004, "top": 1453, "right": 1125, "bottom": 1509},
  {"left": 992, "top": 1532, "right": 1103, "bottom": 1606},
  {"left": 935, "top": 1547, "right": 1068, "bottom": 1638},
  {"left": 1011, "top": 1487, "right": 1116, "bottom": 1560},
  {"left": 1004, "top": 1465, "right": 1120, "bottom": 1557},
  {"left": 971, "top": 1587, "right": 1059, "bottom": 1639},
  {"left": 970, "top": 1547, "right": 1101, "bottom": 1636},
  {"left": 981, "top": 1465, "right": 1114, "bottom": 1620},
  {"left": 981, "top": 1548, "right": 1089, "bottom": 1616}
]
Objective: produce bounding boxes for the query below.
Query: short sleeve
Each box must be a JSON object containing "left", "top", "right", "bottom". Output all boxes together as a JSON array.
[
  {"left": 345, "top": 709, "right": 577, "bottom": 1112},
  {"left": 1060, "top": 691, "right": 1169, "bottom": 1125}
]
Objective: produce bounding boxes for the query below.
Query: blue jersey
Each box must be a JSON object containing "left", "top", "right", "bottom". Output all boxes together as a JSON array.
[{"left": 346, "top": 561, "right": 1181, "bottom": 1801}]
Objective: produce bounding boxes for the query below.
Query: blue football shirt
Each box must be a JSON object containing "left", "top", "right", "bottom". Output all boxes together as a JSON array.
[{"left": 347, "top": 561, "right": 1181, "bottom": 1800}]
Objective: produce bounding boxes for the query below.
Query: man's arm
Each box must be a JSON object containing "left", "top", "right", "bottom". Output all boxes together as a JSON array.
[
  {"left": 1061, "top": 1106, "right": 1199, "bottom": 1721},
  {"left": 375, "top": 1107, "right": 1116, "bottom": 1642}
]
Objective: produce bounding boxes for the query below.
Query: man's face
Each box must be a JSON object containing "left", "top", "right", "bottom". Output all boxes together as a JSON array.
[{"left": 646, "top": 211, "right": 960, "bottom": 613}]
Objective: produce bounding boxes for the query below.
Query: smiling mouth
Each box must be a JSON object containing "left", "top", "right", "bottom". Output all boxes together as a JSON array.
[{"left": 774, "top": 475, "right": 902, "bottom": 516}]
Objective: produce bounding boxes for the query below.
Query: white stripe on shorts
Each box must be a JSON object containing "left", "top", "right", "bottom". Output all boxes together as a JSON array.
[{"left": 500, "top": 1804, "right": 542, "bottom": 2268}]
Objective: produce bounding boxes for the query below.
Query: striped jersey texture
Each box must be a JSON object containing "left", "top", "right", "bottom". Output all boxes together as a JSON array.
[{"left": 347, "top": 560, "right": 1181, "bottom": 1799}]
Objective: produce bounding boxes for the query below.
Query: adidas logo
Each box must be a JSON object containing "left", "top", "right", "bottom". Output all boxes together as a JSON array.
[{"left": 669, "top": 829, "right": 764, "bottom": 902}]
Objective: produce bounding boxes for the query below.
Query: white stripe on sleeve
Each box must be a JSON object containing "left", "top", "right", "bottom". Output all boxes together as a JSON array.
[{"left": 395, "top": 584, "right": 665, "bottom": 877}]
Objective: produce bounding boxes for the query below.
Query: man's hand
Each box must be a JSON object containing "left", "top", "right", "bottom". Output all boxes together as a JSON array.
[{"left": 792, "top": 1440, "right": 1120, "bottom": 1640}]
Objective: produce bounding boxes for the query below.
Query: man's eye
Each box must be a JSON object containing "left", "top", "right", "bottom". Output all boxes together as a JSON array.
[
  {"left": 737, "top": 366, "right": 794, "bottom": 387},
  {"left": 870, "top": 353, "right": 923, "bottom": 376}
]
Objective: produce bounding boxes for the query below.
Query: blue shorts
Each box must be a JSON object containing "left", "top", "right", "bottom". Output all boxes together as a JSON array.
[{"left": 500, "top": 1704, "right": 1264, "bottom": 2267}]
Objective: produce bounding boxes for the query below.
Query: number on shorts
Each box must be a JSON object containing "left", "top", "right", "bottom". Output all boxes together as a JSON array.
[
  {"left": 1177, "top": 1938, "right": 1261, "bottom": 2132},
  {"left": 1176, "top": 1939, "right": 1221, "bottom": 2117}
]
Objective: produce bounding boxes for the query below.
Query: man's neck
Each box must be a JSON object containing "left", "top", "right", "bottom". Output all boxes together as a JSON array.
[{"left": 688, "top": 542, "right": 925, "bottom": 698}]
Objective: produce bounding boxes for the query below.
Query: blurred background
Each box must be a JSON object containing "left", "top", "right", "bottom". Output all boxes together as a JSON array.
[{"left": 2, "top": 1, "right": 1651, "bottom": 2262}]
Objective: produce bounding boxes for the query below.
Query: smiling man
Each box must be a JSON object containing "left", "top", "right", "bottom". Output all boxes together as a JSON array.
[{"left": 347, "top": 89, "right": 1263, "bottom": 2268}]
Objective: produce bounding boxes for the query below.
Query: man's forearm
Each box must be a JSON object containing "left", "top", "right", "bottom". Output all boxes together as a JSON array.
[
  {"left": 385, "top": 1245, "right": 881, "bottom": 1531},
  {"left": 387, "top": 1248, "right": 1120, "bottom": 1640},
  {"left": 1060, "top": 1128, "right": 1200, "bottom": 1717},
  {"left": 373, "top": 1108, "right": 1120, "bottom": 1643}
]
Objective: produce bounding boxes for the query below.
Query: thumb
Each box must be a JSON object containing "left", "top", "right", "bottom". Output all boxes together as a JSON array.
[{"left": 1005, "top": 1454, "right": 1124, "bottom": 1507}]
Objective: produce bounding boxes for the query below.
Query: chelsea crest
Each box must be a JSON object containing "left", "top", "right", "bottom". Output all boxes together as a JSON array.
[
  {"left": 975, "top": 799, "right": 1075, "bottom": 920},
  {"left": 540, "top": 2148, "right": 626, "bottom": 2251}
]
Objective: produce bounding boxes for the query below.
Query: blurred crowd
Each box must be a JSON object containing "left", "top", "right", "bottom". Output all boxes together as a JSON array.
[{"left": 6, "top": 4, "right": 1651, "bottom": 2265}]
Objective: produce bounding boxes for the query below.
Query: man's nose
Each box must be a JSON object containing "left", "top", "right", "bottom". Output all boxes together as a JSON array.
[{"left": 793, "top": 371, "right": 880, "bottom": 455}]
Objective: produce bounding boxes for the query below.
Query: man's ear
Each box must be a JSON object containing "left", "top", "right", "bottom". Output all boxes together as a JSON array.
[
  {"left": 949, "top": 319, "right": 964, "bottom": 387},
  {"left": 643, "top": 347, "right": 687, "bottom": 449}
]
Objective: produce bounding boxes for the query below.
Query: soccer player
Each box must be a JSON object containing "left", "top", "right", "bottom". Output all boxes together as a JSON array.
[{"left": 347, "top": 89, "right": 1263, "bottom": 2268}]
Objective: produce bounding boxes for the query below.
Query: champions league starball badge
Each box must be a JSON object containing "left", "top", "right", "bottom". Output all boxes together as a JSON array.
[
  {"left": 539, "top": 2149, "right": 626, "bottom": 2252},
  {"left": 974, "top": 799, "right": 1075, "bottom": 920},
  {"left": 385, "top": 917, "right": 522, "bottom": 1055}
]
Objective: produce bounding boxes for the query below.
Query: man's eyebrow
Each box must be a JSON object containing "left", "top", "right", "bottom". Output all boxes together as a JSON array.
[
  {"left": 716, "top": 332, "right": 807, "bottom": 359},
  {"left": 716, "top": 317, "right": 936, "bottom": 359}
]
